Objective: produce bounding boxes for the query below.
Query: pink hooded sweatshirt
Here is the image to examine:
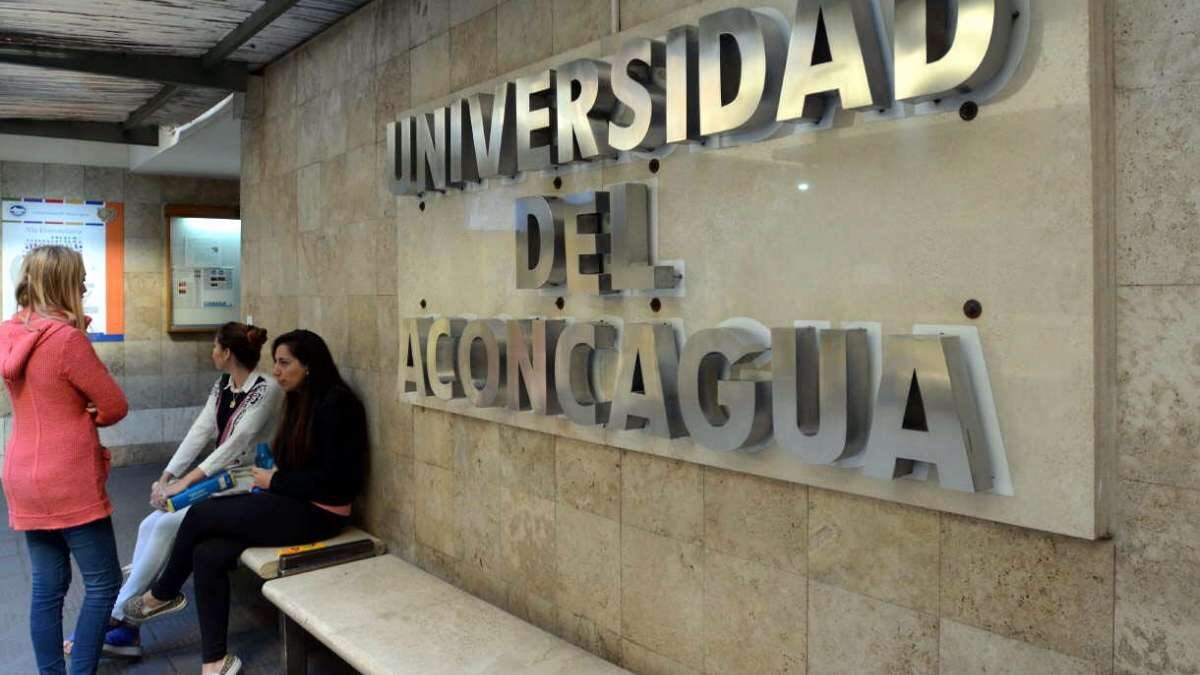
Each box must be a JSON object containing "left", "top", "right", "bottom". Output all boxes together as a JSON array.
[{"left": 0, "top": 312, "right": 128, "bottom": 531}]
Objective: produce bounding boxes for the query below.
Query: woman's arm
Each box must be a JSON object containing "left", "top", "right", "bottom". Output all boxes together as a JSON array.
[
  {"left": 61, "top": 330, "right": 127, "bottom": 426},
  {"left": 197, "top": 379, "right": 281, "bottom": 477},
  {"left": 163, "top": 381, "right": 220, "bottom": 478}
]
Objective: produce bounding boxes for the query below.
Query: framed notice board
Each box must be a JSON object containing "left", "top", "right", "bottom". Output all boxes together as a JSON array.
[
  {"left": 0, "top": 198, "right": 125, "bottom": 341},
  {"left": 165, "top": 205, "right": 241, "bottom": 333}
]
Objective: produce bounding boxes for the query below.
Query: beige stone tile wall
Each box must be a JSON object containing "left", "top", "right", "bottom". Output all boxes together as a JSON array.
[
  {"left": 0, "top": 163, "right": 239, "bottom": 466},
  {"left": 238, "top": 0, "right": 1200, "bottom": 671}
]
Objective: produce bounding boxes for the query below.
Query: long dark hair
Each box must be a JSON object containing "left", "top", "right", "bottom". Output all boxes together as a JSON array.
[
  {"left": 271, "top": 330, "right": 364, "bottom": 471},
  {"left": 216, "top": 321, "right": 267, "bottom": 369}
]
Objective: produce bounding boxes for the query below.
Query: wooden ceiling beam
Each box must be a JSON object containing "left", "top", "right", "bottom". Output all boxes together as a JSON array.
[
  {"left": 0, "top": 119, "right": 159, "bottom": 146},
  {"left": 125, "top": 0, "right": 300, "bottom": 128},
  {"left": 0, "top": 44, "right": 248, "bottom": 91}
]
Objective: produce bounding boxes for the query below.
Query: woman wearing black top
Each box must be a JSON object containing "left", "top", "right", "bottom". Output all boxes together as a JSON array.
[{"left": 122, "top": 330, "right": 368, "bottom": 675}]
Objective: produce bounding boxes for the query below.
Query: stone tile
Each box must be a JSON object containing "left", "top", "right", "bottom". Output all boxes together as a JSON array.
[
  {"left": 621, "top": 525, "right": 703, "bottom": 669},
  {"left": 414, "top": 406, "right": 453, "bottom": 468},
  {"left": 619, "top": 0, "right": 701, "bottom": 30},
  {"left": 556, "top": 437, "right": 620, "bottom": 520},
  {"left": 1, "top": 161, "right": 43, "bottom": 197},
  {"left": 342, "top": 3, "right": 377, "bottom": 75},
  {"left": 264, "top": 53, "right": 296, "bottom": 118},
  {"left": 124, "top": 273, "right": 163, "bottom": 310},
  {"left": 125, "top": 174, "right": 163, "bottom": 203},
  {"left": 321, "top": 89, "right": 349, "bottom": 163},
  {"left": 621, "top": 451, "right": 702, "bottom": 543},
  {"left": 552, "top": 0, "right": 611, "bottom": 53},
  {"left": 415, "top": 541, "right": 461, "bottom": 585},
  {"left": 940, "top": 619, "right": 1099, "bottom": 674},
  {"left": 940, "top": 514, "right": 1114, "bottom": 664},
  {"left": 123, "top": 374, "right": 163, "bottom": 410},
  {"left": 125, "top": 305, "right": 163, "bottom": 340},
  {"left": 341, "top": 220, "right": 376, "bottom": 295},
  {"left": 374, "top": 0, "right": 411, "bottom": 65},
  {"left": 557, "top": 610, "right": 622, "bottom": 665},
  {"left": 808, "top": 580, "right": 937, "bottom": 674},
  {"left": 451, "top": 0, "right": 496, "bottom": 26},
  {"left": 1115, "top": 480, "right": 1200, "bottom": 674},
  {"left": 124, "top": 236, "right": 162, "bottom": 274},
  {"left": 808, "top": 488, "right": 939, "bottom": 614},
  {"left": 347, "top": 294, "right": 379, "bottom": 371},
  {"left": 704, "top": 467, "right": 806, "bottom": 575},
  {"left": 264, "top": 108, "right": 298, "bottom": 178},
  {"left": 159, "top": 175, "right": 201, "bottom": 203},
  {"left": 124, "top": 338, "right": 162, "bottom": 374},
  {"left": 374, "top": 215, "right": 398, "bottom": 294},
  {"left": 620, "top": 640, "right": 698, "bottom": 675},
  {"left": 93, "top": 342, "right": 125, "bottom": 378},
  {"left": 161, "top": 338, "right": 209, "bottom": 375},
  {"left": 497, "top": 424, "right": 555, "bottom": 499},
  {"left": 1115, "top": 84, "right": 1200, "bottom": 284},
  {"left": 125, "top": 202, "right": 164, "bottom": 239},
  {"left": 456, "top": 547, "right": 508, "bottom": 608},
  {"left": 414, "top": 460, "right": 458, "bottom": 557},
  {"left": 453, "top": 414, "right": 500, "bottom": 486},
  {"left": 703, "top": 550, "right": 805, "bottom": 675},
  {"left": 506, "top": 586, "right": 558, "bottom": 635},
  {"left": 375, "top": 52, "right": 412, "bottom": 143},
  {"left": 296, "top": 98, "right": 324, "bottom": 168},
  {"left": 345, "top": 70, "right": 377, "bottom": 152},
  {"left": 456, "top": 454, "right": 501, "bottom": 585},
  {"left": 1114, "top": 0, "right": 1200, "bottom": 90},
  {"left": 320, "top": 156, "right": 348, "bottom": 227},
  {"left": 496, "top": 0, "right": 554, "bottom": 73},
  {"left": 83, "top": 166, "right": 125, "bottom": 202},
  {"left": 410, "top": 32, "right": 451, "bottom": 106},
  {"left": 450, "top": 9, "right": 496, "bottom": 92},
  {"left": 344, "top": 145, "right": 378, "bottom": 224},
  {"left": 43, "top": 164, "right": 84, "bottom": 199},
  {"left": 297, "top": 163, "right": 323, "bottom": 233},
  {"left": 1117, "top": 286, "right": 1200, "bottom": 490},
  {"left": 376, "top": 294, "right": 399, "bottom": 372},
  {"left": 500, "top": 486, "right": 556, "bottom": 599},
  {"left": 243, "top": 116, "right": 266, "bottom": 186},
  {"left": 411, "top": 0, "right": 449, "bottom": 46},
  {"left": 556, "top": 503, "right": 620, "bottom": 633}
]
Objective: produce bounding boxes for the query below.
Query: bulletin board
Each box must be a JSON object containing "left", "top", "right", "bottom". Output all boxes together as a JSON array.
[
  {"left": 165, "top": 205, "right": 241, "bottom": 333},
  {"left": 0, "top": 198, "right": 125, "bottom": 341}
]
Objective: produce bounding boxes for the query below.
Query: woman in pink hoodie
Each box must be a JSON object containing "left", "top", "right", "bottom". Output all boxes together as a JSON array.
[{"left": 1, "top": 245, "right": 128, "bottom": 674}]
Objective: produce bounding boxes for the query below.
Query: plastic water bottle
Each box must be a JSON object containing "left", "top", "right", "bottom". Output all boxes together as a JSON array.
[{"left": 251, "top": 442, "right": 275, "bottom": 494}]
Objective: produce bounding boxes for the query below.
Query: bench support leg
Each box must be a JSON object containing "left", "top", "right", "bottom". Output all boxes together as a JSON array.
[{"left": 281, "top": 614, "right": 308, "bottom": 675}]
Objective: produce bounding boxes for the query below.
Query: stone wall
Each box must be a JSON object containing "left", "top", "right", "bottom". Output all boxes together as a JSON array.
[
  {"left": 0, "top": 162, "right": 240, "bottom": 466},
  {"left": 240, "top": 0, "right": 1198, "bottom": 672}
]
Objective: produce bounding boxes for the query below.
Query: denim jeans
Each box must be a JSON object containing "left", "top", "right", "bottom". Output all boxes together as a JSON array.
[{"left": 25, "top": 517, "right": 121, "bottom": 675}]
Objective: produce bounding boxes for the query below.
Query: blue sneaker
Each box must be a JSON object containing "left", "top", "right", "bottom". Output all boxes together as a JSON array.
[{"left": 101, "top": 623, "right": 142, "bottom": 659}]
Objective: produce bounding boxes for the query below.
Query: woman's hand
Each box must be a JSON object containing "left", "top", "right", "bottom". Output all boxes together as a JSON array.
[
  {"left": 252, "top": 467, "right": 277, "bottom": 490},
  {"left": 159, "top": 481, "right": 187, "bottom": 499}
]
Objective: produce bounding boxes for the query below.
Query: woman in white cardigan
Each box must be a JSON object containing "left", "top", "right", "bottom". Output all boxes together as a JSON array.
[{"left": 68, "top": 322, "right": 282, "bottom": 660}]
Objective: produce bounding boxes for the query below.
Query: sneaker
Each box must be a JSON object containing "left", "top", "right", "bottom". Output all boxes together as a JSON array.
[
  {"left": 216, "top": 653, "right": 242, "bottom": 674},
  {"left": 100, "top": 623, "right": 142, "bottom": 659},
  {"left": 122, "top": 592, "right": 188, "bottom": 624}
]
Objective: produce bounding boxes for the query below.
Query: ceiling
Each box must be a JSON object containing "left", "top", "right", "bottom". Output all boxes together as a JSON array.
[{"left": 0, "top": 0, "right": 369, "bottom": 144}]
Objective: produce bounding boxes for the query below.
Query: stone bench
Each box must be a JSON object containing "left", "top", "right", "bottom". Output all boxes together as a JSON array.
[
  {"left": 262, "top": 555, "right": 630, "bottom": 675},
  {"left": 239, "top": 526, "right": 385, "bottom": 580}
]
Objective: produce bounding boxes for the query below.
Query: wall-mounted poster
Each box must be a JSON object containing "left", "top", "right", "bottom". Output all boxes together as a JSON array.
[
  {"left": 166, "top": 205, "right": 240, "bottom": 332},
  {"left": 0, "top": 198, "right": 125, "bottom": 341}
]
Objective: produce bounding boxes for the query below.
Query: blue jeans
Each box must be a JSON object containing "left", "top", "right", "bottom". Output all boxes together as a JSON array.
[{"left": 25, "top": 517, "right": 121, "bottom": 675}]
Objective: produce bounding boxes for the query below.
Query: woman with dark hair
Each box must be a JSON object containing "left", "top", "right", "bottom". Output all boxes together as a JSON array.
[
  {"left": 122, "top": 330, "right": 368, "bottom": 675},
  {"left": 65, "top": 322, "right": 281, "bottom": 660}
]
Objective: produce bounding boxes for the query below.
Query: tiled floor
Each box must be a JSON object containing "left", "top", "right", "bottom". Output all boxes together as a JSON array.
[{"left": 1, "top": 463, "right": 356, "bottom": 674}]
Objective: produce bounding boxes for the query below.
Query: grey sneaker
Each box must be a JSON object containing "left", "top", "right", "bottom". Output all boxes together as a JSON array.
[{"left": 122, "top": 593, "right": 188, "bottom": 624}]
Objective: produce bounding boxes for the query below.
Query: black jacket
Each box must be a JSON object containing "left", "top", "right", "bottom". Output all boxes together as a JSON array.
[{"left": 269, "top": 385, "right": 367, "bottom": 507}]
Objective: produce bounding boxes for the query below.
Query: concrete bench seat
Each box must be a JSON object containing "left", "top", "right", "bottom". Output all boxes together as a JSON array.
[
  {"left": 262, "top": 555, "right": 629, "bottom": 675},
  {"left": 239, "top": 526, "right": 385, "bottom": 580}
]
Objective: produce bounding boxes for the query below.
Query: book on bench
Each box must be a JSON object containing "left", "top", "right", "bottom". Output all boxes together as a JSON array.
[{"left": 276, "top": 538, "right": 378, "bottom": 576}]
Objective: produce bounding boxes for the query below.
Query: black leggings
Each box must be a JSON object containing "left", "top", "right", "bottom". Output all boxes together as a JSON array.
[{"left": 150, "top": 492, "right": 346, "bottom": 662}]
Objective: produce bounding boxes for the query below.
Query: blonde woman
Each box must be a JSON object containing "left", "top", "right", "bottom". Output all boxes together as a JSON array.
[{"left": 0, "top": 245, "right": 128, "bottom": 674}]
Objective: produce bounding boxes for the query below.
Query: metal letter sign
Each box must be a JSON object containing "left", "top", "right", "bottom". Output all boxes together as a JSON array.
[{"left": 385, "top": 1, "right": 1020, "bottom": 195}]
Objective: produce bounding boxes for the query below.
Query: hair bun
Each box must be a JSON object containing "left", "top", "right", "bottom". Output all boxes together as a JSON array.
[{"left": 245, "top": 325, "right": 268, "bottom": 348}]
